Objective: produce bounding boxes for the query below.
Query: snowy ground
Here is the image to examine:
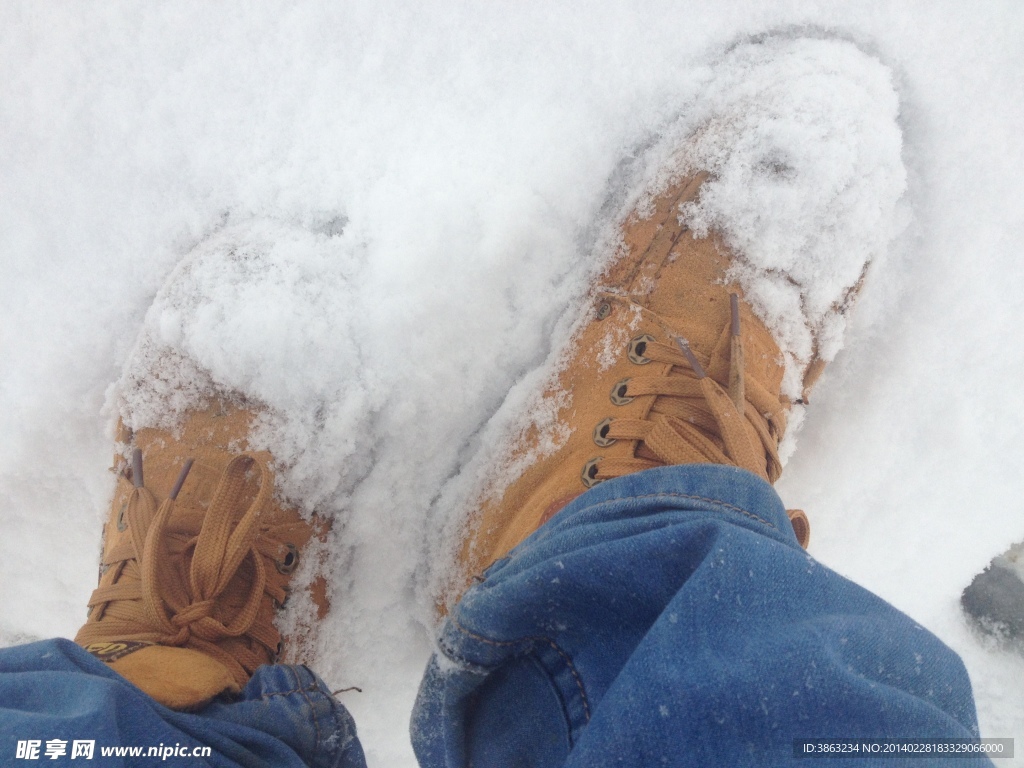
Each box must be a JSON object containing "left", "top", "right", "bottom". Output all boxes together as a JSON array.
[{"left": 2, "top": 2, "right": 1023, "bottom": 765}]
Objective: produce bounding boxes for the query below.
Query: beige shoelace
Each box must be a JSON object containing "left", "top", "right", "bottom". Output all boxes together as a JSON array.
[
  {"left": 77, "top": 453, "right": 288, "bottom": 685},
  {"left": 592, "top": 294, "right": 809, "bottom": 545}
]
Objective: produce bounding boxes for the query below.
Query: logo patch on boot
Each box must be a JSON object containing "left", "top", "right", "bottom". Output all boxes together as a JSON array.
[{"left": 83, "top": 640, "right": 153, "bottom": 663}]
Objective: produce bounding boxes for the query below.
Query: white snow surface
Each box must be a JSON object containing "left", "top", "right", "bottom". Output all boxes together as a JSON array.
[{"left": 1, "top": 3, "right": 1022, "bottom": 764}]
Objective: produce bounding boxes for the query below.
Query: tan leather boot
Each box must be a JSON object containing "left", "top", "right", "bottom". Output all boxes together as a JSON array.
[
  {"left": 454, "top": 171, "right": 823, "bottom": 605},
  {"left": 75, "top": 398, "right": 327, "bottom": 710}
]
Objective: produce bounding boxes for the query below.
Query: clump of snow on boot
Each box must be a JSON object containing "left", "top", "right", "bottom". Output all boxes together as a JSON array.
[
  {"left": 118, "top": 218, "right": 377, "bottom": 514},
  {"left": 631, "top": 35, "right": 907, "bottom": 398}
]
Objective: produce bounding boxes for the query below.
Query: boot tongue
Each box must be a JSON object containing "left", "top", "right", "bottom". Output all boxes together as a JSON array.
[{"left": 85, "top": 642, "right": 239, "bottom": 710}]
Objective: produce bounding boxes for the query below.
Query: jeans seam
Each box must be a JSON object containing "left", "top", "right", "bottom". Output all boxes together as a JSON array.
[
  {"left": 448, "top": 617, "right": 592, "bottom": 723},
  {"left": 587, "top": 491, "right": 778, "bottom": 531},
  {"left": 258, "top": 683, "right": 321, "bottom": 700},
  {"left": 292, "top": 665, "right": 324, "bottom": 749}
]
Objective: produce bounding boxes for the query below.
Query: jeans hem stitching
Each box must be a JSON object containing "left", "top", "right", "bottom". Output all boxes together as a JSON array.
[
  {"left": 447, "top": 618, "right": 592, "bottom": 723},
  {"left": 588, "top": 491, "right": 778, "bottom": 531},
  {"left": 258, "top": 682, "right": 321, "bottom": 700}
]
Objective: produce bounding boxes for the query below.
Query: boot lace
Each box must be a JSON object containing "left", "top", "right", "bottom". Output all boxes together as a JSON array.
[
  {"left": 590, "top": 293, "right": 809, "bottom": 544},
  {"left": 76, "top": 452, "right": 291, "bottom": 685}
]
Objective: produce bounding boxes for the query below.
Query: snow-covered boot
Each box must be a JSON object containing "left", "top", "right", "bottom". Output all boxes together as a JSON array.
[
  {"left": 75, "top": 399, "right": 327, "bottom": 710},
  {"left": 450, "top": 36, "right": 905, "bottom": 606},
  {"left": 454, "top": 172, "right": 810, "bottom": 600}
]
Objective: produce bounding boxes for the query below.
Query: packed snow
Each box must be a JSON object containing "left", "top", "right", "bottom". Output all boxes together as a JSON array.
[{"left": 1, "top": 3, "right": 1022, "bottom": 765}]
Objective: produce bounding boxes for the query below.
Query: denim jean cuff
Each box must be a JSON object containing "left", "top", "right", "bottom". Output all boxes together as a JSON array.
[
  {"left": 203, "top": 663, "right": 365, "bottom": 768},
  {"left": 412, "top": 464, "right": 803, "bottom": 766},
  {"left": 538, "top": 463, "right": 796, "bottom": 548}
]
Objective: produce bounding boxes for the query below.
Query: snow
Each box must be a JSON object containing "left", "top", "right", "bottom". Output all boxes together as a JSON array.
[{"left": 2, "top": 2, "right": 1023, "bottom": 764}]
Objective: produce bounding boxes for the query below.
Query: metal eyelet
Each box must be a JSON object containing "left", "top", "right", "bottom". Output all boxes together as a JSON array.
[
  {"left": 593, "top": 417, "right": 616, "bottom": 447},
  {"left": 274, "top": 588, "right": 291, "bottom": 609},
  {"left": 581, "top": 457, "right": 603, "bottom": 488},
  {"left": 628, "top": 334, "right": 656, "bottom": 365},
  {"left": 595, "top": 301, "right": 612, "bottom": 320},
  {"left": 116, "top": 501, "right": 128, "bottom": 532},
  {"left": 610, "top": 378, "right": 633, "bottom": 405},
  {"left": 275, "top": 544, "right": 300, "bottom": 575}
]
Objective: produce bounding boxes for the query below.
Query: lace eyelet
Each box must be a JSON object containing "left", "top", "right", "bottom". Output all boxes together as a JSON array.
[
  {"left": 628, "top": 334, "right": 656, "bottom": 365},
  {"left": 595, "top": 301, "right": 612, "bottom": 320},
  {"left": 275, "top": 544, "right": 300, "bottom": 575},
  {"left": 593, "top": 417, "right": 616, "bottom": 447},
  {"left": 581, "top": 457, "right": 603, "bottom": 488},
  {"left": 610, "top": 379, "right": 633, "bottom": 405}
]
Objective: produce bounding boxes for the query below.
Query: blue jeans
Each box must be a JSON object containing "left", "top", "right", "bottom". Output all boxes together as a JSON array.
[
  {"left": 0, "top": 466, "right": 988, "bottom": 766},
  {"left": 0, "top": 641, "right": 364, "bottom": 767}
]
